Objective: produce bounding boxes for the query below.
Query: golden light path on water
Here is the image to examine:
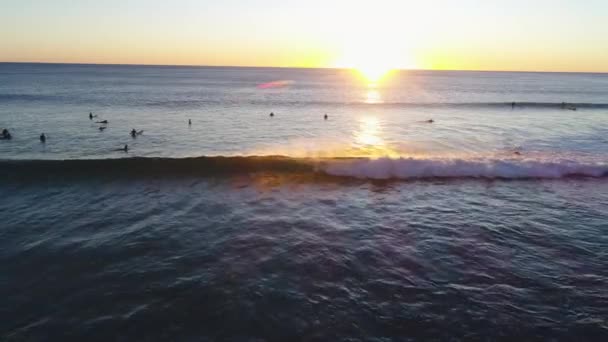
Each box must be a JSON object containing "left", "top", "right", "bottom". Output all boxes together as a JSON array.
[
  {"left": 364, "top": 83, "right": 383, "bottom": 104},
  {"left": 350, "top": 115, "right": 402, "bottom": 158},
  {"left": 250, "top": 70, "right": 405, "bottom": 159},
  {"left": 352, "top": 77, "right": 402, "bottom": 157},
  {"left": 354, "top": 116, "right": 382, "bottom": 146}
]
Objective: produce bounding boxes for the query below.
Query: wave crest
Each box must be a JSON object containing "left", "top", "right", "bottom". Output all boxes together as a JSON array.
[
  {"left": 322, "top": 157, "right": 608, "bottom": 179},
  {"left": 1, "top": 156, "right": 606, "bottom": 181}
]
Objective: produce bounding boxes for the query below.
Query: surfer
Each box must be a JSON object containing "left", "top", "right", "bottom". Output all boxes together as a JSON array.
[
  {"left": 99, "top": 126, "right": 106, "bottom": 131},
  {"left": 188, "top": 119, "right": 192, "bottom": 126},
  {"left": 96, "top": 120, "right": 108, "bottom": 124},
  {"left": 1, "top": 128, "right": 11, "bottom": 140},
  {"left": 511, "top": 102, "right": 516, "bottom": 109},
  {"left": 40, "top": 133, "right": 46, "bottom": 143},
  {"left": 427, "top": 119, "right": 434, "bottom": 123},
  {"left": 270, "top": 112, "right": 274, "bottom": 117},
  {"left": 114, "top": 144, "right": 128, "bottom": 152},
  {"left": 131, "top": 129, "right": 137, "bottom": 137},
  {"left": 89, "top": 112, "right": 93, "bottom": 120},
  {"left": 561, "top": 102, "right": 576, "bottom": 110},
  {"left": 324, "top": 114, "right": 328, "bottom": 120}
]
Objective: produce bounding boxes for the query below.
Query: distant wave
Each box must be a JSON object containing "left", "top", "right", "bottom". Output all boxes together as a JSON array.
[
  {"left": 2, "top": 93, "right": 608, "bottom": 109},
  {"left": 346, "top": 101, "right": 608, "bottom": 109},
  {"left": 122, "top": 101, "right": 608, "bottom": 109},
  {"left": 0, "top": 94, "right": 59, "bottom": 101},
  {"left": 1, "top": 156, "right": 607, "bottom": 181}
]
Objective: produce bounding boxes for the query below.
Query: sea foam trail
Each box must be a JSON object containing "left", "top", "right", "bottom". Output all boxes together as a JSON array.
[
  {"left": 0, "top": 156, "right": 607, "bottom": 181},
  {"left": 321, "top": 157, "right": 608, "bottom": 179}
]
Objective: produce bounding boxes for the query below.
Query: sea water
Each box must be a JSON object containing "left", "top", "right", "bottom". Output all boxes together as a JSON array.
[{"left": 1, "top": 63, "right": 607, "bottom": 340}]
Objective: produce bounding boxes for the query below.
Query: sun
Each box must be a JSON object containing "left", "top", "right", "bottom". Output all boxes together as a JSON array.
[
  {"left": 336, "top": 46, "right": 395, "bottom": 82},
  {"left": 356, "top": 64, "right": 394, "bottom": 83},
  {"left": 336, "top": 44, "right": 414, "bottom": 83},
  {"left": 328, "top": 1, "right": 420, "bottom": 82}
]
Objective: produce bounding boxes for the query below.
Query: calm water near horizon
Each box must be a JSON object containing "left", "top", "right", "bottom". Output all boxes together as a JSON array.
[
  {"left": 1, "top": 63, "right": 608, "bottom": 162},
  {"left": 1, "top": 63, "right": 607, "bottom": 340}
]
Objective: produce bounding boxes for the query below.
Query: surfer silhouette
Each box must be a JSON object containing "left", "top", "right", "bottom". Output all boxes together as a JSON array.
[
  {"left": 114, "top": 144, "right": 128, "bottom": 152},
  {"left": 1, "top": 129, "right": 11, "bottom": 140}
]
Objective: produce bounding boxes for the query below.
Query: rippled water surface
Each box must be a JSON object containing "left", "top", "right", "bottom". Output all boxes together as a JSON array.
[
  {"left": 1, "top": 63, "right": 607, "bottom": 161},
  {"left": 1, "top": 64, "right": 608, "bottom": 340},
  {"left": 2, "top": 177, "right": 608, "bottom": 340}
]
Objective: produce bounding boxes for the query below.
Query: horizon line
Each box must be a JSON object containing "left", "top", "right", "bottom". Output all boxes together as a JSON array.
[{"left": 0, "top": 61, "right": 606, "bottom": 75}]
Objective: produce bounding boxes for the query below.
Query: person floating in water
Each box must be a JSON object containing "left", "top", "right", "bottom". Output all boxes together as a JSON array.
[
  {"left": 269, "top": 112, "right": 274, "bottom": 117},
  {"left": 188, "top": 119, "right": 192, "bottom": 126},
  {"left": 40, "top": 133, "right": 46, "bottom": 143},
  {"left": 114, "top": 144, "right": 128, "bottom": 152},
  {"left": 1, "top": 128, "right": 12, "bottom": 140},
  {"left": 324, "top": 114, "right": 328, "bottom": 120},
  {"left": 131, "top": 129, "right": 144, "bottom": 137},
  {"left": 96, "top": 120, "right": 108, "bottom": 124}
]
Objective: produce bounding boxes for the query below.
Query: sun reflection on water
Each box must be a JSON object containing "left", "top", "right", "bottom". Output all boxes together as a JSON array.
[
  {"left": 351, "top": 116, "right": 400, "bottom": 157},
  {"left": 355, "top": 116, "right": 383, "bottom": 146},
  {"left": 363, "top": 82, "right": 383, "bottom": 104},
  {"left": 365, "top": 88, "right": 383, "bottom": 104}
]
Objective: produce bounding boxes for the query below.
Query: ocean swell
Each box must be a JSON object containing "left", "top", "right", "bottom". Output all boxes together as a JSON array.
[
  {"left": 1, "top": 156, "right": 607, "bottom": 181},
  {"left": 322, "top": 157, "right": 608, "bottom": 179}
]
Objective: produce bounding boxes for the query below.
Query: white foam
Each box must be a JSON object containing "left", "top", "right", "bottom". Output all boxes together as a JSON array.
[{"left": 321, "top": 157, "right": 608, "bottom": 179}]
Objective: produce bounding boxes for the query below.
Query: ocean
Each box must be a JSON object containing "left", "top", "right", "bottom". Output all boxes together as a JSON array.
[{"left": 1, "top": 63, "right": 607, "bottom": 340}]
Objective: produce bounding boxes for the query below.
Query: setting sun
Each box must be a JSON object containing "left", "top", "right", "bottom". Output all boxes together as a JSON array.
[
  {"left": 335, "top": 39, "right": 416, "bottom": 82},
  {"left": 337, "top": 49, "right": 401, "bottom": 83},
  {"left": 356, "top": 65, "right": 394, "bottom": 83}
]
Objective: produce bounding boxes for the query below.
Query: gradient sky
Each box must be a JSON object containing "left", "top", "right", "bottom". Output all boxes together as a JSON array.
[{"left": 1, "top": 0, "right": 607, "bottom": 72}]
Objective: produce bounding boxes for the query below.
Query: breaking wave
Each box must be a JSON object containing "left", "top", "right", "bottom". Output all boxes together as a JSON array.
[
  {"left": 1, "top": 156, "right": 607, "bottom": 181},
  {"left": 322, "top": 157, "right": 608, "bottom": 179}
]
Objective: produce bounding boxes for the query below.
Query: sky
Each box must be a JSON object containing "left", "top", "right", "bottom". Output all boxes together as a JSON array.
[{"left": 1, "top": 0, "right": 607, "bottom": 72}]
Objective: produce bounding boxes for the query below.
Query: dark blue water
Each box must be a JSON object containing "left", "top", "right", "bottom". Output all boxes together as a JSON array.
[
  {"left": 2, "top": 177, "right": 607, "bottom": 340},
  {"left": 1, "top": 63, "right": 608, "bottom": 340}
]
